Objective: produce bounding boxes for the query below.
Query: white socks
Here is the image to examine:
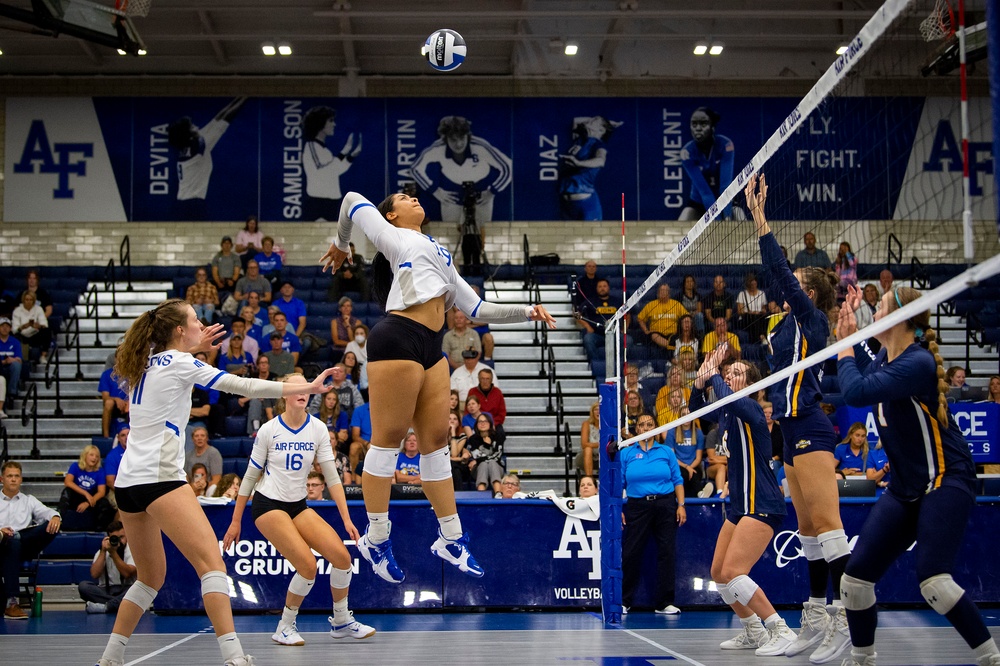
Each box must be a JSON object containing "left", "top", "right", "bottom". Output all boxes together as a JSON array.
[
  {"left": 333, "top": 597, "right": 350, "bottom": 625},
  {"left": 367, "top": 512, "right": 390, "bottom": 543},
  {"left": 438, "top": 513, "right": 463, "bottom": 540},
  {"left": 217, "top": 632, "right": 244, "bottom": 663},
  {"left": 281, "top": 605, "right": 298, "bottom": 626},
  {"left": 763, "top": 613, "right": 781, "bottom": 629},
  {"left": 102, "top": 633, "right": 129, "bottom": 663}
]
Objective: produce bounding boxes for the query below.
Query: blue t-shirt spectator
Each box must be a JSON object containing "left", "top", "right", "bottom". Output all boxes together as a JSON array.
[
  {"left": 98, "top": 367, "right": 127, "bottom": 400},
  {"left": 665, "top": 425, "right": 705, "bottom": 467},
  {"left": 462, "top": 411, "right": 495, "bottom": 432},
  {"left": 867, "top": 447, "right": 891, "bottom": 486},
  {"left": 218, "top": 350, "right": 254, "bottom": 374},
  {"left": 834, "top": 443, "right": 868, "bottom": 474},
  {"left": 0, "top": 334, "right": 23, "bottom": 362},
  {"left": 278, "top": 330, "right": 301, "bottom": 354},
  {"left": 350, "top": 403, "right": 372, "bottom": 442},
  {"left": 396, "top": 452, "right": 421, "bottom": 477},
  {"left": 323, "top": 410, "right": 350, "bottom": 433},
  {"left": 104, "top": 446, "right": 125, "bottom": 478},
  {"left": 67, "top": 462, "right": 106, "bottom": 493},
  {"left": 254, "top": 251, "right": 283, "bottom": 274},
  {"left": 274, "top": 297, "right": 307, "bottom": 327}
]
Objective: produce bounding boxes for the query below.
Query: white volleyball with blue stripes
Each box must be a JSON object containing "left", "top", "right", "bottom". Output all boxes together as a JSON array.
[{"left": 422, "top": 29, "right": 467, "bottom": 72}]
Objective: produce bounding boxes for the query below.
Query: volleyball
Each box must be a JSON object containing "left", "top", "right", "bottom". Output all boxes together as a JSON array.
[{"left": 422, "top": 28, "right": 467, "bottom": 72}]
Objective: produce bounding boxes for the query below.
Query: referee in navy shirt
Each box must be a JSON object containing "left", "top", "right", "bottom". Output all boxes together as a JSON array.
[{"left": 620, "top": 413, "right": 686, "bottom": 614}]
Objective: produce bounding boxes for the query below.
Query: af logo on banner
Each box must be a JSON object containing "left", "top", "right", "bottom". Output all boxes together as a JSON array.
[{"left": 4, "top": 98, "right": 126, "bottom": 222}]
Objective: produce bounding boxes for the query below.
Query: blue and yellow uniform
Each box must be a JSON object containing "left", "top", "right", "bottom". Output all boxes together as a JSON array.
[
  {"left": 759, "top": 231, "right": 836, "bottom": 462},
  {"left": 691, "top": 376, "right": 786, "bottom": 531},
  {"left": 681, "top": 133, "right": 735, "bottom": 218}
]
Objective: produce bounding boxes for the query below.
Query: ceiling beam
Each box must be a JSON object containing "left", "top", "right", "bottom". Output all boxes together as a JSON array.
[{"left": 197, "top": 9, "right": 229, "bottom": 65}]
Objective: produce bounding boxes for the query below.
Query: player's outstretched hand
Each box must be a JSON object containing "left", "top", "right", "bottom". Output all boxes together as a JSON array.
[
  {"left": 307, "top": 368, "right": 336, "bottom": 393},
  {"left": 527, "top": 304, "right": 558, "bottom": 329},
  {"left": 836, "top": 300, "right": 858, "bottom": 342},
  {"left": 189, "top": 323, "right": 227, "bottom": 355},
  {"left": 844, "top": 283, "right": 863, "bottom": 313},
  {"left": 320, "top": 243, "right": 351, "bottom": 274}
]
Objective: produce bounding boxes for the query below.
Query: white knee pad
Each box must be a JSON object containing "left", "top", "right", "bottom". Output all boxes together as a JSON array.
[
  {"left": 363, "top": 446, "right": 399, "bottom": 478},
  {"left": 419, "top": 446, "right": 452, "bottom": 482},
  {"left": 921, "top": 574, "right": 965, "bottom": 615},
  {"left": 717, "top": 582, "right": 737, "bottom": 605},
  {"left": 201, "top": 570, "right": 230, "bottom": 597},
  {"left": 288, "top": 572, "right": 315, "bottom": 597},
  {"left": 728, "top": 574, "right": 760, "bottom": 605},
  {"left": 840, "top": 574, "right": 876, "bottom": 611},
  {"left": 801, "top": 535, "right": 824, "bottom": 561},
  {"left": 123, "top": 580, "right": 158, "bottom": 610},
  {"left": 329, "top": 566, "right": 353, "bottom": 590},
  {"left": 818, "top": 529, "right": 852, "bottom": 562}
]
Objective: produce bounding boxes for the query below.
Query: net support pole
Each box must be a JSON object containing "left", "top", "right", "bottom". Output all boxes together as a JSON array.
[
  {"left": 598, "top": 381, "right": 623, "bottom": 626},
  {"left": 620, "top": 192, "right": 628, "bottom": 373},
  {"left": 988, "top": 0, "right": 1000, "bottom": 237},
  {"left": 958, "top": 0, "right": 974, "bottom": 262}
]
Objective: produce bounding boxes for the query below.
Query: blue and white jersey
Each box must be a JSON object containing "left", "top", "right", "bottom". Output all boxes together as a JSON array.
[
  {"left": 118, "top": 351, "right": 227, "bottom": 487},
  {"left": 304, "top": 140, "right": 352, "bottom": 200},
  {"left": 410, "top": 136, "right": 513, "bottom": 196},
  {"left": 176, "top": 119, "right": 227, "bottom": 201},
  {"left": 560, "top": 136, "right": 605, "bottom": 195},
  {"left": 249, "top": 413, "right": 339, "bottom": 502}
]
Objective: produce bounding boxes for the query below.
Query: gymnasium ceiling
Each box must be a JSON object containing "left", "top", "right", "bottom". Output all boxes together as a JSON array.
[{"left": 0, "top": 0, "right": 979, "bottom": 83}]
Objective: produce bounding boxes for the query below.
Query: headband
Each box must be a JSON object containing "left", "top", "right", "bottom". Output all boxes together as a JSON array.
[{"left": 894, "top": 287, "right": 924, "bottom": 339}]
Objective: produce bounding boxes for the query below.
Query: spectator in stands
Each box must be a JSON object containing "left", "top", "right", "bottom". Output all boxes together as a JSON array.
[
  {"left": 467, "top": 367, "right": 507, "bottom": 427},
  {"left": 664, "top": 406, "right": 704, "bottom": 496},
  {"left": 988, "top": 375, "right": 1000, "bottom": 404},
  {"left": 679, "top": 275, "right": 705, "bottom": 336},
  {"left": 211, "top": 236, "right": 241, "bottom": 296},
  {"left": 328, "top": 429, "right": 353, "bottom": 485},
  {"left": 342, "top": 350, "right": 365, "bottom": 394},
  {"left": 270, "top": 312, "right": 302, "bottom": 367},
  {"left": 702, "top": 275, "right": 735, "bottom": 331},
  {"left": 578, "top": 475, "right": 598, "bottom": 498},
  {"left": 224, "top": 318, "right": 259, "bottom": 362},
  {"left": 576, "top": 401, "right": 601, "bottom": 477},
  {"left": 834, "top": 422, "right": 869, "bottom": 478},
  {"left": 327, "top": 242, "right": 371, "bottom": 302},
  {"left": 497, "top": 474, "right": 526, "bottom": 499},
  {"left": 449, "top": 390, "right": 462, "bottom": 420},
  {"left": 576, "top": 278, "right": 618, "bottom": 360},
  {"left": 761, "top": 400, "right": 784, "bottom": 477},
  {"left": 59, "top": 444, "right": 114, "bottom": 531},
  {"left": 235, "top": 214, "right": 263, "bottom": 269},
  {"left": 104, "top": 424, "right": 129, "bottom": 510},
  {"left": 853, "top": 283, "right": 881, "bottom": 331},
  {"left": 448, "top": 412, "right": 471, "bottom": 490},
  {"left": 0, "top": 317, "right": 25, "bottom": 408},
  {"left": 79, "top": 521, "right": 135, "bottom": 615},
  {"left": 395, "top": 432, "right": 422, "bottom": 485},
  {"left": 620, "top": 413, "right": 685, "bottom": 615},
  {"left": 656, "top": 386, "right": 687, "bottom": 430},
  {"left": 98, "top": 362, "right": 129, "bottom": 438},
  {"left": 185, "top": 267, "right": 219, "bottom": 325},
  {"left": 0, "top": 460, "right": 61, "bottom": 619},
  {"left": 699, "top": 426, "right": 728, "bottom": 498},
  {"left": 218, "top": 334, "right": 254, "bottom": 377},
  {"left": 12, "top": 291, "right": 51, "bottom": 363},
  {"left": 833, "top": 242, "right": 858, "bottom": 302},
  {"left": 254, "top": 236, "right": 283, "bottom": 286},
  {"left": 656, "top": 365, "right": 692, "bottom": 416},
  {"left": 736, "top": 272, "right": 773, "bottom": 343},
  {"left": 274, "top": 280, "right": 307, "bottom": 338},
  {"left": 188, "top": 463, "right": 210, "bottom": 498},
  {"left": 702, "top": 316, "right": 741, "bottom": 361},
  {"left": 624, "top": 365, "right": 645, "bottom": 397},
  {"left": 866, "top": 440, "right": 891, "bottom": 490},
  {"left": 462, "top": 394, "right": 489, "bottom": 438},
  {"left": 443, "top": 311, "right": 482, "bottom": 370},
  {"left": 794, "top": 231, "right": 832, "bottom": 269},
  {"left": 187, "top": 381, "right": 212, "bottom": 446},
  {"left": 468, "top": 413, "right": 505, "bottom": 494},
  {"left": 314, "top": 391, "right": 349, "bottom": 451},
  {"left": 0, "top": 376, "right": 6, "bottom": 419},
  {"left": 306, "top": 471, "right": 328, "bottom": 500},
  {"left": 467, "top": 284, "right": 496, "bottom": 363},
  {"left": 621, "top": 390, "right": 646, "bottom": 438},
  {"left": 18, "top": 269, "right": 53, "bottom": 320},
  {"left": 330, "top": 297, "right": 362, "bottom": 358},
  {"left": 878, "top": 268, "right": 894, "bottom": 294},
  {"left": 185, "top": 427, "right": 223, "bottom": 492},
  {"left": 326, "top": 363, "right": 364, "bottom": 421},
  {"left": 243, "top": 292, "right": 265, "bottom": 328},
  {"left": 450, "top": 349, "right": 496, "bottom": 406},
  {"left": 946, "top": 366, "right": 968, "bottom": 388},
  {"left": 213, "top": 474, "right": 241, "bottom": 500},
  {"left": 255, "top": 352, "right": 274, "bottom": 381},
  {"left": 233, "top": 259, "right": 272, "bottom": 305},
  {"left": 343, "top": 324, "right": 369, "bottom": 400},
  {"left": 349, "top": 401, "right": 372, "bottom": 477},
  {"left": 676, "top": 350, "right": 699, "bottom": 387},
  {"left": 575, "top": 259, "right": 600, "bottom": 307},
  {"left": 260, "top": 305, "right": 282, "bottom": 341},
  {"left": 637, "top": 283, "right": 688, "bottom": 352},
  {"left": 667, "top": 314, "right": 700, "bottom": 363}
]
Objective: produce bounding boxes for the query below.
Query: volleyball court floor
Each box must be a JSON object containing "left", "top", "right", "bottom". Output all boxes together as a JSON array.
[{"left": 3, "top": 608, "right": 998, "bottom": 665}]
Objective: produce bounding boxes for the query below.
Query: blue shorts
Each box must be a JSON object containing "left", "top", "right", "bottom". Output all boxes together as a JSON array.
[
  {"left": 780, "top": 409, "right": 837, "bottom": 465},
  {"left": 726, "top": 507, "right": 786, "bottom": 533}
]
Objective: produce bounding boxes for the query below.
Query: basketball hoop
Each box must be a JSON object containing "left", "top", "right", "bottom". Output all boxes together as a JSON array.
[
  {"left": 116, "top": 0, "right": 151, "bottom": 18},
  {"left": 919, "top": 0, "right": 955, "bottom": 42}
]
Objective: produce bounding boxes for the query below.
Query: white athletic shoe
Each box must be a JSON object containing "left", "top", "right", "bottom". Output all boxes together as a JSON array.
[
  {"left": 841, "top": 651, "right": 877, "bottom": 666},
  {"left": 621, "top": 606, "right": 628, "bottom": 615},
  {"left": 357, "top": 531, "right": 405, "bottom": 583},
  {"left": 430, "top": 530, "right": 485, "bottom": 578},
  {"left": 654, "top": 604, "right": 681, "bottom": 615},
  {"left": 810, "top": 606, "right": 851, "bottom": 664},
  {"left": 785, "top": 601, "right": 831, "bottom": 656},
  {"left": 755, "top": 618, "right": 798, "bottom": 656},
  {"left": 720, "top": 619, "right": 768, "bottom": 649},
  {"left": 86, "top": 601, "right": 107, "bottom": 614},
  {"left": 977, "top": 654, "right": 1000, "bottom": 666},
  {"left": 697, "top": 482, "right": 714, "bottom": 499},
  {"left": 271, "top": 620, "right": 305, "bottom": 646},
  {"left": 329, "top": 613, "right": 376, "bottom": 640},
  {"left": 94, "top": 660, "right": 123, "bottom": 666},
  {"left": 223, "top": 657, "right": 256, "bottom": 666}
]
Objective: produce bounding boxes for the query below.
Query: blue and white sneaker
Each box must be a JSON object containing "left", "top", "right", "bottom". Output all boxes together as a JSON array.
[
  {"left": 329, "top": 614, "right": 376, "bottom": 640},
  {"left": 430, "top": 530, "right": 485, "bottom": 578},
  {"left": 271, "top": 620, "right": 305, "bottom": 646},
  {"left": 357, "top": 531, "right": 405, "bottom": 583}
]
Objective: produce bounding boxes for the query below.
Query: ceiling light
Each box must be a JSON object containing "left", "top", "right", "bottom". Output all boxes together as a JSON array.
[
  {"left": 278, "top": 43, "right": 292, "bottom": 56},
  {"left": 709, "top": 43, "right": 724, "bottom": 55},
  {"left": 137, "top": 48, "right": 147, "bottom": 56},
  {"left": 564, "top": 42, "right": 578, "bottom": 56},
  {"left": 116, "top": 49, "right": 127, "bottom": 55},
  {"left": 693, "top": 42, "right": 708, "bottom": 56},
  {"left": 0, "top": 48, "right": 4, "bottom": 56},
  {"left": 836, "top": 45, "right": 849, "bottom": 55},
  {"left": 262, "top": 43, "right": 276, "bottom": 56}
]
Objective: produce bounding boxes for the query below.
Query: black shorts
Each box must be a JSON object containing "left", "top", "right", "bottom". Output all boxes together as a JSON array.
[
  {"left": 115, "top": 481, "right": 188, "bottom": 514},
  {"left": 367, "top": 313, "right": 446, "bottom": 370},
  {"left": 726, "top": 507, "right": 786, "bottom": 533},
  {"left": 251, "top": 492, "right": 309, "bottom": 521}
]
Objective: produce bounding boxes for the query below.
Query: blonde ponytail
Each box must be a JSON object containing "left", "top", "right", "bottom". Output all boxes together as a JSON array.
[
  {"left": 923, "top": 326, "right": 951, "bottom": 428},
  {"left": 888, "top": 287, "right": 950, "bottom": 429},
  {"left": 113, "top": 298, "right": 188, "bottom": 393}
]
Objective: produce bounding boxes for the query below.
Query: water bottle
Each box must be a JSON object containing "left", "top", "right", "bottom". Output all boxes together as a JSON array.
[{"left": 32, "top": 586, "right": 42, "bottom": 617}]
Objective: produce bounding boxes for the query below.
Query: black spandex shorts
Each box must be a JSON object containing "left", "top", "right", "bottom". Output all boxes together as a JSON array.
[
  {"left": 367, "top": 313, "right": 446, "bottom": 370},
  {"left": 251, "top": 492, "right": 309, "bottom": 521},
  {"left": 115, "top": 481, "right": 187, "bottom": 514},
  {"left": 726, "top": 507, "right": 786, "bottom": 533}
]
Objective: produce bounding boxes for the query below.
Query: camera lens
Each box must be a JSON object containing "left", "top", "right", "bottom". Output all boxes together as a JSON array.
[{"left": 108, "top": 535, "right": 120, "bottom": 548}]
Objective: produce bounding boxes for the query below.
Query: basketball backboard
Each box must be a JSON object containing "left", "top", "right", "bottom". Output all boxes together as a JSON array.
[{"left": 0, "top": 0, "right": 146, "bottom": 55}]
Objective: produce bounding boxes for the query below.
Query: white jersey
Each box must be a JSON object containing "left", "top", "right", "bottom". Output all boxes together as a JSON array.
[
  {"left": 303, "top": 140, "right": 352, "bottom": 200},
  {"left": 249, "top": 413, "right": 339, "bottom": 502},
  {"left": 410, "top": 136, "right": 513, "bottom": 195},
  {"left": 117, "top": 351, "right": 228, "bottom": 488},
  {"left": 177, "top": 119, "right": 228, "bottom": 200}
]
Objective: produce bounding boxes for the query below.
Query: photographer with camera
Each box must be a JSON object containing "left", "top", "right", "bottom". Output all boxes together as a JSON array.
[{"left": 79, "top": 521, "right": 136, "bottom": 615}]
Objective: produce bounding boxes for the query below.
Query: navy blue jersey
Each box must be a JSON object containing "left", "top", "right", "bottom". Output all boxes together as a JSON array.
[
  {"left": 691, "top": 377, "right": 785, "bottom": 518},
  {"left": 837, "top": 342, "right": 976, "bottom": 501},
  {"left": 759, "top": 232, "right": 827, "bottom": 418},
  {"left": 680, "top": 134, "right": 735, "bottom": 218}
]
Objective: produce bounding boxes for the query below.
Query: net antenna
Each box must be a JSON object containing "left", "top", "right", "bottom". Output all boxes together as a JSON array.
[{"left": 919, "top": 0, "right": 956, "bottom": 42}]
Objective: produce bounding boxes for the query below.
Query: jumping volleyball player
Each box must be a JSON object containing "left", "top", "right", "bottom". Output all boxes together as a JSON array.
[
  {"left": 320, "top": 191, "right": 555, "bottom": 583},
  {"left": 834, "top": 285, "right": 1000, "bottom": 666},
  {"left": 223, "top": 373, "right": 374, "bottom": 646},
  {"left": 691, "top": 345, "right": 795, "bottom": 656},
  {"left": 96, "top": 299, "right": 335, "bottom": 666},
  {"left": 744, "top": 173, "right": 851, "bottom": 664}
]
